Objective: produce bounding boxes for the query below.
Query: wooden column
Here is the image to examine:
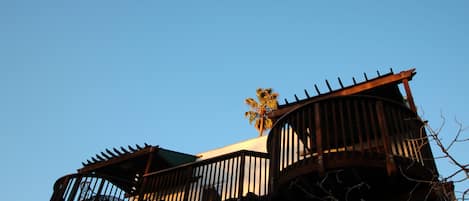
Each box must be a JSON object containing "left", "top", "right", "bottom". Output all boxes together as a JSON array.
[
  {"left": 402, "top": 78, "right": 417, "bottom": 112},
  {"left": 314, "top": 103, "right": 325, "bottom": 175},
  {"left": 269, "top": 126, "right": 280, "bottom": 193},
  {"left": 376, "top": 101, "right": 396, "bottom": 176},
  {"left": 138, "top": 147, "right": 156, "bottom": 201}
]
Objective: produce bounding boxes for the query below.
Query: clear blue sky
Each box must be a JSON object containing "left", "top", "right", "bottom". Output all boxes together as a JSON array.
[{"left": 1, "top": 1, "right": 468, "bottom": 200}]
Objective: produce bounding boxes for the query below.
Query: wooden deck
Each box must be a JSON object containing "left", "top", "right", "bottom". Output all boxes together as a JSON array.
[
  {"left": 51, "top": 69, "right": 446, "bottom": 201},
  {"left": 52, "top": 150, "right": 271, "bottom": 201},
  {"left": 267, "top": 96, "right": 437, "bottom": 190}
]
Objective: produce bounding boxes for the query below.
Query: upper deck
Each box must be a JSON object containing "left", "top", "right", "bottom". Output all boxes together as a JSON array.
[
  {"left": 267, "top": 95, "right": 437, "bottom": 191},
  {"left": 50, "top": 68, "right": 442, "bottom": 201}
]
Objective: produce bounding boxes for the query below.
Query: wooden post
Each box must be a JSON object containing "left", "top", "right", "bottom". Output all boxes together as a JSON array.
[
  {"left": 138, "top": 147, "right": 156, "bottom": 201},
  {"left": 182, "top": 166, "right": 194, "bottom": 201},
  {"left": 314, "top": 103, "right": 325, "bottom": 175},
  {"left": 376, "top": 101, "right": 396, "bottom": 176},
  {"left": 269, "top": 125, "right": 281, "bottom": 194},
  {"left": 402, "top": 78, "right": 417, "bottom": 112}
]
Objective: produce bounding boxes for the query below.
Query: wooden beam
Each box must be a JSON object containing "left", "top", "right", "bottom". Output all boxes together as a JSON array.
[
  {"left": 138, "top": 147, "right": 157, "bottom": 201},
  {"left": 269, "top": 68, "right": 416, "bottom": 118},
  {"left": 402, "top": 78, "right": 417, "bottom": 112},
  {"left": 78, "top": 147, "right": 154, "bottom": 173}
]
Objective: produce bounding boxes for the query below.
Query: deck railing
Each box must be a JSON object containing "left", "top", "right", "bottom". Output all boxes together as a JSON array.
[
  {"left": 52, "top": 96, "right": 437, "bottom": 201},
  {"left": 51, "top": 173, "right": 136, "bottom": 201},
  {"left": 52, "top": 150, "right": 270, "bottom": 201},
  {"left": 139, "top": 150, "right": 270, "bottom": 201},
  {"left": 267, "top": 96, "right": 436, "bottom": 186}
]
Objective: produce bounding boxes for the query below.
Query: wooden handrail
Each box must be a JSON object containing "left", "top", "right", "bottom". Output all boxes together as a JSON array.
[
  {"left": 50, "top": 173, "right": 134, "bottom": 201},
  {"left": 140, "top": 150, "right": 271, "bottom": 201},
  {"left": 267, "top": 96, "right": 436, "bottom": 189}
]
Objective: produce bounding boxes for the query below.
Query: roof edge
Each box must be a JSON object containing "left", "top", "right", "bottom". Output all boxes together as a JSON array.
[{"left": 269, "top": 68, "right": 416, "bottom": 118}]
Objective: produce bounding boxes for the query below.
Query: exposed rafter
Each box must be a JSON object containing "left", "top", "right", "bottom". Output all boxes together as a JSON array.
[
  {"left": 270, "top": 68, "right": 416, "bottom": 119},
  {"left": 81, "top": 143, "right": 152, "bottom": 167}
]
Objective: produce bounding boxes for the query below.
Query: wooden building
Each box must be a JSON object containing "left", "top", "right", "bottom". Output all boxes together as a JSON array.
[{"left": 50, "top": 69, "right": 453, "bottom": 201}]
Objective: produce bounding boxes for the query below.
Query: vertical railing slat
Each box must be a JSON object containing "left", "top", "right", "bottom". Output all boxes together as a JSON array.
[{"left": 238, "top": 152, "right": 246, "bottom": 200}]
